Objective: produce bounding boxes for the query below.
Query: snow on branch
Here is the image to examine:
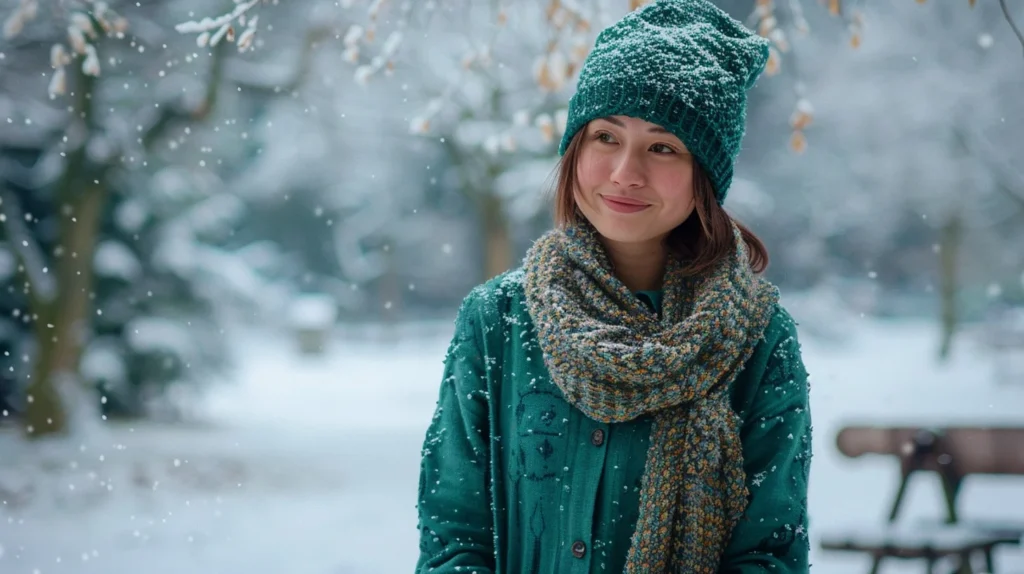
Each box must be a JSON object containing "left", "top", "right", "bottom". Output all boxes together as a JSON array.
[
  {"left": 39, "top": 3, "right": 131, "bottom": 98},
  {"left": 3, "top": 0, "right": 38, "bottom": 40},
  {"left": 0, "top": 186, "right": 57, "bottom": 304},
  {"left": 394, "top": 1, "right": 593, "bottom": 150},
  {"left": 143, "top": 21, "right": 327, "bottom": 151},
  {"left": 339, "top": 0, "right": 414, "bottom": 85},
  {"left": 175, "top": 0, "right": 262, "bottom": 52},
  {"left": 392, "top": 0, "right": 813, "bottom": 156}
]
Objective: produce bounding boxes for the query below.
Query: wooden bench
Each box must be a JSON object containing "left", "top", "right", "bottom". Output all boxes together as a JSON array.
[
  {"left": 820, "top": 425, "right": 1024, "bottom": 574},
  {"left": 820, "top": 525, "right": 1019, "bottom": 574}
]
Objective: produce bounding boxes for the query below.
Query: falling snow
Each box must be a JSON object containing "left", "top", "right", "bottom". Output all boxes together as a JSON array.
[{"left": 0, "top": 316, "right": 1020, "bottom": 573}]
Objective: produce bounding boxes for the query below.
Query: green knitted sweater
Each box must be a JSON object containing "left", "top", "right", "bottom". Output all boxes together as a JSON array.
[{"left": 415, "top": 270, "right": 812, "bottom": 574}]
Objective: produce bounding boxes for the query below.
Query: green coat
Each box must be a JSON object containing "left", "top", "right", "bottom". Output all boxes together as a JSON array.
[{"left": 415, "top": 270, "right": 812, "bottom": 574}]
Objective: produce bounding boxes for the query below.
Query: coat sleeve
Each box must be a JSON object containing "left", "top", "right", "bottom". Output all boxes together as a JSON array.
[
  {"left": 720, "top": 309, "right": 813, "bottom": 574},
  {"left": 415, "top": 290, "right": 497, "bottom": 574}
]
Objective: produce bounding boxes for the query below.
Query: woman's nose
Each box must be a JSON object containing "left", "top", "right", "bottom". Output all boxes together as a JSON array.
[{"left": 610, "top": 151, "right": 645, "bottom": 189}]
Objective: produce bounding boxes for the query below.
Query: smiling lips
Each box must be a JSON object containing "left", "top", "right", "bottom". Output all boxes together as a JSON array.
[{"left": 601, "top": 194, "right": 651, "bottom": 214}]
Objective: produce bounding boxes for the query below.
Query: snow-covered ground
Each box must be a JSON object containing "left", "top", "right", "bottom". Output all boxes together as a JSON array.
[{"left": 1, "top": 315, "right": 1022, "bottom": 574}]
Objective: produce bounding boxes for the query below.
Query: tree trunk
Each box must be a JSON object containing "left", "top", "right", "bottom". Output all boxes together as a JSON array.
[
  {"left": 23, "top": 183, "right": 108, "bottom": 438},
  {"left": 937, "top": 212, "right": 963, "bottom": 361},
  {"left": 481, "top": 192, "right": 512, "bottom": 282}
]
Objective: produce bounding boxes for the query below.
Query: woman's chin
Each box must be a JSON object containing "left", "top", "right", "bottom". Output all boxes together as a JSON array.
[{"left": 590, "top": 217, "right": 664, "bottom": 245}]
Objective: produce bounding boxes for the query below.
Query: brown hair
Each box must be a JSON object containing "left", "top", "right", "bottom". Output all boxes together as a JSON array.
[{"left": 552, "top": 127, "right": 768, "bottom": 277}]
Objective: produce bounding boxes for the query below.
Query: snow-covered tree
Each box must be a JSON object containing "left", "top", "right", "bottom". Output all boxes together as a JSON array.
[
  {"left": 0, "top": 0, "right": 328, "bottom": 437},
  {"left": 746, "top": 0, "right": 1024, "bottom": 357},
  {"left": 209, "top": 0, "right": 1018, "bottom": 282},
  {"left": 319, "top": 1, "right": 596, "bottom": 280}
]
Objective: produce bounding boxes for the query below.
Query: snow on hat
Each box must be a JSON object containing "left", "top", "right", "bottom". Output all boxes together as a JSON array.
[{"left": 559, "top": 0, "right": 769, "bottom": 203}]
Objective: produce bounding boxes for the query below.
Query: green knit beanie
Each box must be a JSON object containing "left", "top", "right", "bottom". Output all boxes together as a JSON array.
[{"left": 559, "top": 0, "right": 769, "bottom": 203}]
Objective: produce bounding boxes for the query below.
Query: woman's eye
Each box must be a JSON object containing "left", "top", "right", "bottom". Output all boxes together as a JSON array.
[
  {"left": 650, "top": 143, "right": 675, "bottom": 154},
  {"left": 596, "top": 132, "right": 615, "bottom": 143}
]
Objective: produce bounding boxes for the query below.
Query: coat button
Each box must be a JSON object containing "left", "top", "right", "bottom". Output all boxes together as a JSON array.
[
  {"left": 590, "top": 428, "right": 605, "bottom": 446},
  {"left": 571, "top": 540, "right": 587, "bottom": 558}
]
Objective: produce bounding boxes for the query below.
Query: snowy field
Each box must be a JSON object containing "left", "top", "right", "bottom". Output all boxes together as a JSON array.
[{"left": 1, "top": 314, "right": 1023, "bottom": 574}]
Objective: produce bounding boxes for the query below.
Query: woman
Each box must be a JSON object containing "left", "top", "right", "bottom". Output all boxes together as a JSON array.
[{"left": 415, "top": 1, "right": 812, "bottom": 573}]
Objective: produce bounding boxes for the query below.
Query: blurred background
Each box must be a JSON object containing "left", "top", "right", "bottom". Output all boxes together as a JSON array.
[{"left": 0, "top": 0, "right": 1022, "bottom": 572}]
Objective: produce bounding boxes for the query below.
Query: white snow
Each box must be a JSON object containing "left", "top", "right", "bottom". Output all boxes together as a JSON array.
[
  {"left": 0, "top": 316, "right": 1022, "bottom": 574},
  {"left": 723, "top": 176, "right": 776, "bottom": 219},
  {"left": 494, "top": 157, "right": 558, "bottom": 220},
  {"left": 287, "top": 294, "right": 337, "bottom": 330},
  {"left": 80, "top": 340, "right": 127, "bottom": 387},
  {"left": 0, "top": 246, "right": 16, "bottom": 283},
  {"left": 125, "top": 317, "right": 196, "bottom": 361},
  {"left": 94, "top": 240, "right": 142, "bottom": 281},
  {"left": 114, "top": 199, "right": 149, "bottom": 234},
  {"left": 187, "top": 194, "right": 246, "bottom": 235}
]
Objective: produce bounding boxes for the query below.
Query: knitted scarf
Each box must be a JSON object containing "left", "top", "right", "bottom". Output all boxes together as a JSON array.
[{"left": 523, "top": 221, "right": 779, "bottom": 574}]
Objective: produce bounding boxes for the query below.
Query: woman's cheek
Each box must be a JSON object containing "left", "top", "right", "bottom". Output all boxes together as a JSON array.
[{"left": 578, "top": 155, "right": 610, "bottom": 191}]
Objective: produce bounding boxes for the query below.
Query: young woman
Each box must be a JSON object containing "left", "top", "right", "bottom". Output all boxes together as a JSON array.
[{"left": 415, "top": 1, "right": 812, "bottom": 572}]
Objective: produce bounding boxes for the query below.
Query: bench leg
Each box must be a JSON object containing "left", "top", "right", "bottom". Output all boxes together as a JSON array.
[
  {"left": 984, "top": 546, "right": 995, "bottom": 574},
  {"left": 939, "top": 473, "right": 963, "bottom": 524},
  {"left": 887, "top": 472, "right": 912, "bottom": 521}
]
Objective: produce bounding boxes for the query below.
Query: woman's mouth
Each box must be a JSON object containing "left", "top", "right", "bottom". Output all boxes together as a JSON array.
[{"left": 601, "top": 195, "right": 651, "bottom": 214}]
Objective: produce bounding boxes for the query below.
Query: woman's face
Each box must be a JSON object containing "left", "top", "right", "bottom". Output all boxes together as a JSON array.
[{"left": 574, "top": 115, "right": 696, "bottom": 247}]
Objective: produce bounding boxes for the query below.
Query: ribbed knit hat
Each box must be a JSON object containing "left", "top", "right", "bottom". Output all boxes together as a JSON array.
[{"left": 559, "top": 0, "right": 769, "bottom": 203}]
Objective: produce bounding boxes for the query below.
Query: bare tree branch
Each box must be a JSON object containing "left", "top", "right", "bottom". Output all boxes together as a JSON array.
[
  {"left": 140, "top": 39, "right": 230, "bottom": 150},
  {"left": 139, "top": 23, "right": 328, "bottom": 151},
  {"left": 953, "top": 123, "right": 1024, "bottom": 210},
  {"left": 224, "top": 25, "right": 331, "bottom": 96},
  {"left": 992, "top": 171, "right": 1024, "bottom": 210},
  {"left": 999, "top": 0, "right": 1024, "bottom": 62}
]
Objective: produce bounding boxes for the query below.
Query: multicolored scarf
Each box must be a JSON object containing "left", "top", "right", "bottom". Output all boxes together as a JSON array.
[{"left": 523, "top": 221, "right": 779, "bottom": 573}]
